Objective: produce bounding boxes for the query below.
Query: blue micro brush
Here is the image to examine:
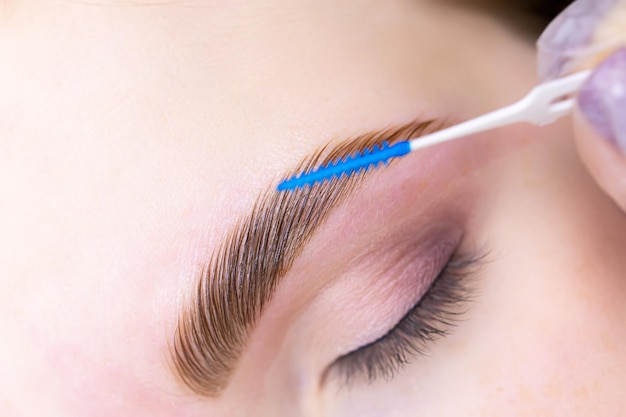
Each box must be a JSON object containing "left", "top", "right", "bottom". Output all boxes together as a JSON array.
[{"left": 277, "top": 70, "right": 591, "bottom": 192}]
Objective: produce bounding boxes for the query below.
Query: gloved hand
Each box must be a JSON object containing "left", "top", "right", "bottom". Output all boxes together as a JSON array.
[{"left": 538, "top": 0, "right": 626, "bottom": 210}]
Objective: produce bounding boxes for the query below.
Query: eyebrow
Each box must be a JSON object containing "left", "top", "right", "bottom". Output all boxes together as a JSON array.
[{"left": 170, "top": 118, "right": 442, "bottom": 396}]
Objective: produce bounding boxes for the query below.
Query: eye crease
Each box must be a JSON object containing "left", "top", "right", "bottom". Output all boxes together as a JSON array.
[{"left": 326, "top": 247, "right": 486, "bottom": 388}]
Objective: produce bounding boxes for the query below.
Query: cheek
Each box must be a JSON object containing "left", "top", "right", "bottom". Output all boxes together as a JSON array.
[
  {"left": 442, "top": 133, "right": 626, "bottom": 414},
  {"left": 458, "top": 129, "right": 626, "bottom": 414},
  {"left": 473, "top": 326, "right": 623, "bottom": 416},
  {"left": 459, "top": 284, "right": 626, "bottom": 417}
]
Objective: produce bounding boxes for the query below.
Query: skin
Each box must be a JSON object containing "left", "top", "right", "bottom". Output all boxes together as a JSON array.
[{"left": 1, "top": 0, "right": 626, "bottom": 416}]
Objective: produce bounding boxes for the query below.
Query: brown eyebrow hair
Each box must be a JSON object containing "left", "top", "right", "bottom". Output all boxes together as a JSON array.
[{"left": 170, "top": 119, "right": 442, "bottom": 396}]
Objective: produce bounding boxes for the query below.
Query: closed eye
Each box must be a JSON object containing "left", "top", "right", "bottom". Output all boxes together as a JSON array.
[{"left": 326, "top": 249, "right": 485, "bottom": 388}]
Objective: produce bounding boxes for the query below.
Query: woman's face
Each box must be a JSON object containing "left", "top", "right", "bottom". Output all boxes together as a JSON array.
[{"left": 2, "top": 1, "right": 626, "bottom": 415}]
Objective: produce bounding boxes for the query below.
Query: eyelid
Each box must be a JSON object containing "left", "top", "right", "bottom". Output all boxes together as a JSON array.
[{"left": 325, "top": 247, "right": 486, "bottom": 388}]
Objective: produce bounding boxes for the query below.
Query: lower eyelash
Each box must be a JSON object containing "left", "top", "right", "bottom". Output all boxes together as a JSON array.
[{"left": 330, "top": 249, "right": 487, "bottom": 388}]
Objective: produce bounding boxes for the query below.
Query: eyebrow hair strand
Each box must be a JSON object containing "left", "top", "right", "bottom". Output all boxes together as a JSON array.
[{"left": 170, "top": 118, "right": 442, "bottom": 396}]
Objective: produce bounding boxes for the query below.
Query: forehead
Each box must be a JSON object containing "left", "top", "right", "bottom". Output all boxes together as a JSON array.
[
  {"left": 175, "top": 1, "right": 521, "bottom": 182},
  {"left": 191, "top": 4, "right": 520, "bottom": 200},
  {"left": 97, "top": 0, "right": 530, "bottom": 260}
]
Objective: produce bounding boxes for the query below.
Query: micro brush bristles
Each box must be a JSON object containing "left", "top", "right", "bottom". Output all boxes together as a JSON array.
[{"left": 277, "top": 141, "right": 411, "bottom": 191}]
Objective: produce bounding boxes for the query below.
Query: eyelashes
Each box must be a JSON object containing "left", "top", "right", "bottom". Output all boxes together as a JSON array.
[{"left": 328, "top": 249, "right": 485, "bottom": 387}]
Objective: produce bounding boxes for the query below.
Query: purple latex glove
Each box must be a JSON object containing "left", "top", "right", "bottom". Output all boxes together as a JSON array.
[{"left": 538, "top": 0, "right": 626, "bottom": 210}]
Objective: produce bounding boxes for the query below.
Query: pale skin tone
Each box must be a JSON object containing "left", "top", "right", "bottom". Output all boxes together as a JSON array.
[{"left": 2, "top": 1, "right": 626, "bottom": 416}]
